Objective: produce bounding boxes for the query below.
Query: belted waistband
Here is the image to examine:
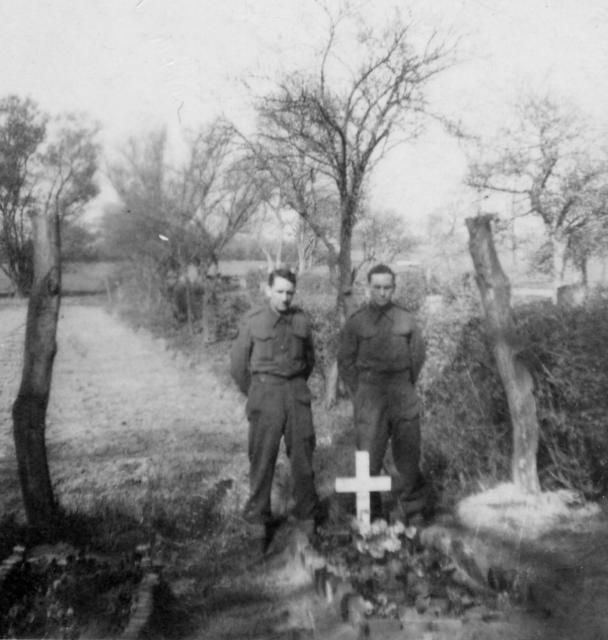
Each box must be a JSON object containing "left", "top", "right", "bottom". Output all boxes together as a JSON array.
[
  {"left": 251, "top": 372, "right": 304, "bottom": 384},
  {"left": 358, "top": 368, "right": 410, "bottom": 383}
]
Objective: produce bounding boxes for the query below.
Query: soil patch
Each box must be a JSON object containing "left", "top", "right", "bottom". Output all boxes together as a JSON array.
[{"left": 1, "top": 544, "right": 142, "bottom": 639}]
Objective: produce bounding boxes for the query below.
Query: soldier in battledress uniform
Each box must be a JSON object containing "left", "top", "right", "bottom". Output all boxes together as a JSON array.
[
  {"left": 338, "top": 263, "right": 427, "bottom": 521},
  {"left": 230, "top": 268, "right": 320, "bottom": 535}
]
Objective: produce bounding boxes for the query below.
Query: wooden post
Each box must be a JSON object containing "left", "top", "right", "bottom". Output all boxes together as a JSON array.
[
  {"left": 466, "top": 215, "right": 540, "bottom": 494},
  {"left": 103, "top": 275, "right": 113, "bottom": 306},
  {"left": 12, "top": 209, "right": 60, "bottom": 527}
]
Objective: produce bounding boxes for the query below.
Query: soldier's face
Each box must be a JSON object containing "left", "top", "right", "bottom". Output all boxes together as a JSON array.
[
  {"left": 369, "top": 273, "right": 395, "bottom": 307},
  {"left": 268, "top": 276, "right": 295, "bottom": 314}
]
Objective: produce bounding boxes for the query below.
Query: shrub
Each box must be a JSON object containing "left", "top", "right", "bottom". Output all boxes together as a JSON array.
[
  {"left": 215, "top": 291, "right": 251, "bottom": 340},
  {"left": 393, "top": 268, "right": 427, "bottom": 312},
  {"left": 113, "top": 256, "right": 608, "bottom": 506},
  {"left": 307, "top": 298, "right": 341, "bottom": 400},
  {"left": 420, "top": 314, "right": 512, "bottom": 502},
  {"left": 528, "top": 240, "right": 553, "bottom": 275},
  {"left": 420, "top": 295, "right": 608, "bottom": 500},
  {"left": 112, "top": 261, "right": 178, "bottom": 334},
  {"left": 244, "top": 267, "right": 268, "bottom": 307},
  {"left": 516, "top": 299, "right": 608, "bottom": 494},
  {"left": 296, "top": 270, "right": 336, "bottom": 298}
]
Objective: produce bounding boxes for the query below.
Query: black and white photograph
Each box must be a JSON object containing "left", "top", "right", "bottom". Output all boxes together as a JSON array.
[{"left": 1, "top": 1, "right": 608, "bottom": 638}]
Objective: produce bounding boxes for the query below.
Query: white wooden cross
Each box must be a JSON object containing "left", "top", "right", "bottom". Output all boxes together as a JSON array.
[{"left": 335, "top": 450, "right": 392, "bottom": 526}]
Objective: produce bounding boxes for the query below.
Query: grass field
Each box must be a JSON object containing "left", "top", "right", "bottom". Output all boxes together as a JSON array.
[{"left": 0, "top": 261, "right": 123, "bottom": 296}]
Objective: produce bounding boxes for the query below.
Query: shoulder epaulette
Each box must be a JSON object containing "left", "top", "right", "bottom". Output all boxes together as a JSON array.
[
  {"left": 391, "top": 303, "right": 414, "bottom": 315},
  {"left": 246, "top": 306, "right": 266, "bottom": 318},
  {"left": 349, "top": 304, "right": 368, "bottom": 318}
]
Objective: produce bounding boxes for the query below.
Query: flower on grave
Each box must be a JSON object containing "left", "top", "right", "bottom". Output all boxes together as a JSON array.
[{"left": 351, "top": 518, "right": 405, "bottom": 558}]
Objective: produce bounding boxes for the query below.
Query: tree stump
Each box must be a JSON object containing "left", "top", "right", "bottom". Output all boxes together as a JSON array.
[{"left": 466, "top": 215, "right": 540, "bottom": 494}]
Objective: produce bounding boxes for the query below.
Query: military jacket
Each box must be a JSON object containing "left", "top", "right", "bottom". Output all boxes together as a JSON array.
[
  {"left": 230, "top": 305, "right": 315, "bottom": 394},
  {"left": 337, "top": 302, "right": 425, "bottom": 393}
]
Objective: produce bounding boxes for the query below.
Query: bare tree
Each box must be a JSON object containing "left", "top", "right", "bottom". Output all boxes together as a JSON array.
[
  {"left": 104, "top": 130, "right": 170, "bottom": 264},
  {"left": 250, "top": 145, "right": 340, "bottom": 281},
  {"left": 467, "top": 94, "right": 608, "bottom": 298},
  {"left": 107, "top": 120, "right": 265, "bottom": 340},
  {"left": 565, "top": 184, "right": 608, "bottom": 285},
  {"left": 0, "top": 97, "right": 99, "bottom": 295},
  {"left": 0, "top": 96, "right": 46, "bottom": 294},
  {"left": 354, "top": 207, "right": 418, "bottom": 278},
  {"left": 254, "top": 196, "right": 325, "bottom": 275},
  {"left": 246, "top": 190, "right": 323, "bottom": 281},
  {"left": 256, "top": 7, "right": 454, "bottom": 313},
  {"left": 294, "top": 215, "right": 319, "bottom": 274},
  {"left": 253, "top": 194, "right": 290, "bottom": 271},
  {"left": 40, "top": 113, "right": 100, "bottom": 223}
]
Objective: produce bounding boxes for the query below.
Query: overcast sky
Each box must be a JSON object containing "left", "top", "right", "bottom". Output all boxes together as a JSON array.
[{"left": 2, "top": 0, "right": 608, "bottom": 224}]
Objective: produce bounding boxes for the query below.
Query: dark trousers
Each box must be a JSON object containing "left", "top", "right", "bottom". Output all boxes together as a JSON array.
[
  {"left": 354, "top": 373, "right": 423, "bottom": 516},
  {"left": 243, "top": 375, "right": 319, "bottom": 524}
]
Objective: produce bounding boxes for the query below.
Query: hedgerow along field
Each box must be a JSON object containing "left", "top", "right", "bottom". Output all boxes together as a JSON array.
[
  {"left": 63, "top": 258, "right": 608, "bottom": 509},
  {"left": 114, "top": 261, "right": 608, "bottom": 504}
]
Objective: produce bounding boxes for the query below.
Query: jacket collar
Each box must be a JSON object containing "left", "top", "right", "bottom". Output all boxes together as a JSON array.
[
  {"left": 266, "top": 304, "right": 292, "bottom": 327},
  {"left": 368, "top": 301, "right": 394, "bottom": 322}
]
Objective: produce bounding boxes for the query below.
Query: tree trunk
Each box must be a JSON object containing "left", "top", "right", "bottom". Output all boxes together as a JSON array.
[
  {"left": 466, "top": 215, "right": 540, "bottom": 494},
  {"left": 580, "top": 255, "right": 588, "bottom": 287},
  {"left": 12, "top": 210, "right": 61, "bottom": 528},
  {"left": 184, "top": 277, "right": 194, "bottom": 336},
  {"left": 275, "top": 238, "right": 283, "bottom": 266},
  {"left": 324, "top": 360, "right": 339, "bottom": 409},
  {"left": 551, "top": 233, "right": 567, "bottom": 303},
  {"left": 296, "top": 223, "right": 307, "bottom": 275},
  {"left": 324, "top": 200, "right": 358, "bottom": 407},
  {"left": 337, "top": 201, "right": 354, "bottom": 316},
  {"left": 201, "top": 268, "right": 219, "bottom": 344}
]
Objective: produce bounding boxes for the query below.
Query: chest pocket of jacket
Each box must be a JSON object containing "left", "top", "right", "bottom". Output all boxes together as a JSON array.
[
  {"left": 251, "top": 327, "right": 275, "bottom": 362},
  {"left": 388, "top": 322, "right": 412, "bottom": 365},
  {"left": 358, "top": 322, "right": 411, "bottom": 365},
  {"left": 289, "top": 317, "right": 309, "bottom": 360},
  {"left": 358, "top": 325, "right": 380, "bottom": 359}
]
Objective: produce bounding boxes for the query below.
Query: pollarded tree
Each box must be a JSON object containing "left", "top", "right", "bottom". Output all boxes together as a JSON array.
[
  {"left": 467, "top": 93, "right": 608, "bottom": 297},
  {"left": 256, "top": 7, "right": 454, "bottom": 314},
  {"left": 467, "top": 215, "right": 540, "bottom": 494},
  {"left": 12, "top": 196, "right": 61, "bottom": 529}
]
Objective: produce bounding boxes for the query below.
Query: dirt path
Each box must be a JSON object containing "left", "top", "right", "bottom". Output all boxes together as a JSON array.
[{"left": 0, "top": 300, "right": 249, "bottom": 516}]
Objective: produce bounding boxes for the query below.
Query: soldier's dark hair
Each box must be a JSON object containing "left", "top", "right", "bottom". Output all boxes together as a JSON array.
[
  {"left": 367, "top": 263, "right": 395, "bottom": 284},
  {"left": 268, "top": 267, "right": 296, "bottom": 287}
]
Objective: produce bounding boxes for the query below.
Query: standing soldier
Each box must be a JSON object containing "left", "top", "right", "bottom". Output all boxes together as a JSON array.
[
  {"left": 337, "top": 263, "right": 427, "bottom": 523},
  {"left": 230, "top": 267, "right": 320, "bottom": 543}
]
